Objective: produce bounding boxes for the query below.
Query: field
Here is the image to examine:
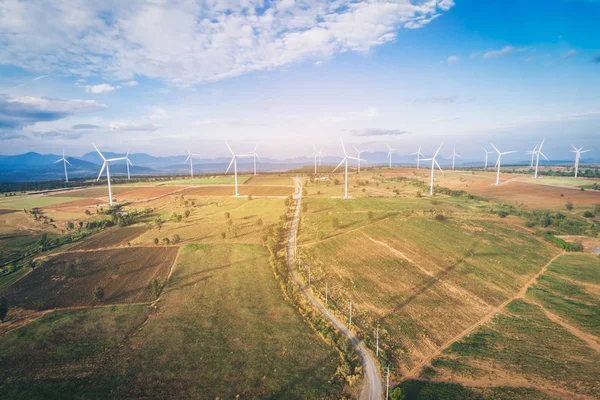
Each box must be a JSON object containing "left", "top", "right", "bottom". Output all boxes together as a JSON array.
[
  {"left": 157, "top": 176, "right": 248, "bottom": 185},
  {"left": 4, "top": 247, "right": 177, "bottom": 309},
  {"left": 68, "top": 226, "right": 148, "bottom": 250},
  {"left": 0, "top": 195, "right": 86, "bottom": 210},
  {"left": 181, "top": 185, "right": 293, "bottom": 197}
]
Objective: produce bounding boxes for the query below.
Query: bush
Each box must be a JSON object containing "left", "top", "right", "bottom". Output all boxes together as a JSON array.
[
  {"left": 64, "top": 262, "right": 75, "bottom": 278},
  {"left": 334, "top": 178, "right": 340, "bottom": 185},
  {"left": 93, "top": 287, "right": 105, "bottom": 301},
  {"left": 566, "top": 200, "right": 574, "bottom": 211},
  {"left": 150, "top": 279, "right": 164, "bottom": 299},
  {"left": 367, "top": 211, "right": 374, "bottom": 221},
  {"left": 416, "top": 191, "right": 422, "bottom": 198},
  {"left": 331, "top": 217, "right": 340, "bottom": 229},
  {"left": 153, "top": 238, "right": 159, "bottom": 245},
  {"left": 184, "top": 209, "right": 191, "bottom": 218},
  {"left": 583, "top": 211, "right": 595, "bottom": 218},
  {"left": 256, "top": 218, "right": 263, "bottom": 226},
  {"left": 171, "top": 234, "right": 180, "bottom": 244},
  {"left": 525, "top": 221, "right": 536, "bottom": 228},
  {"left": 434, "top": 213, "right": 447, "bottom": 222},
  {"left": 497, "top": 210, "right": 508, "bottom": 218},
  {"left": 162, "top": 237, "right": 170, "bottom": 245},
  {"left": 390, "top": 387, "right": 405, "bottom": 400},
  {"left": 595, "top": 204, "right": 600, "bottom": 214},
  {"left": 284, "top": 197, "right": 291, "bottom": 207},
  {"left": 224, "top": 212, "right": 230, "bottom": 219},
  {"left": 221, "top": 232, "right": 227, "bottom": 240}
]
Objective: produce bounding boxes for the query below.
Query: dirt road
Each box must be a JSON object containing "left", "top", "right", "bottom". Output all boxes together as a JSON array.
[{"left": 288, "top": 177, "right": 383, "bottom": 400}]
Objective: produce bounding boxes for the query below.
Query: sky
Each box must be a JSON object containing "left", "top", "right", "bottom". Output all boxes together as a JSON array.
[{"left": 0, "top": 0, "right": 599, "bottom": 162}]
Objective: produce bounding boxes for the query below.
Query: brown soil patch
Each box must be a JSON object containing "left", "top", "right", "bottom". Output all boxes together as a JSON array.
[
  {"left": 0, "top": 209, "right": 17, "bottom": 215},
  {"left": 117, "top": 186, "right": 184, "bottom": 201},
  {"left": 46, "top": 198, "right": 102, "bottom": 210},
  {"left": 4, "top": 247, "right": 178, "bottom": 310},
  {"left": 69, "top": 226, "right": 148, "bottom": 251}
]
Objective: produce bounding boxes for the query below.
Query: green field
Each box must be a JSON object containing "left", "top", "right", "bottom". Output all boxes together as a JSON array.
[
  {"left": 436, "top": 299, "right": 600, "bottom": 398},
  {"left": 157, "top": 176, "right": 249, "bottom": 185},
  {"left": 0, "top": 196, "right": 85, "bottom": 209}
]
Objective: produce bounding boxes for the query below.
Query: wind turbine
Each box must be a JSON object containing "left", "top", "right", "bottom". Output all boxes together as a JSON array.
[
  {"left": 225, "top": 142, "right": 249, "bottom": 197},
  {"left": 248, "top": 145, "right": 261, "bottom": 176},
  {"left": 386, "top": 144, "right": 398, "bottom": 169},
  {"left": 483, "top": 148, "right": 495, "bottom": 169},
  {"left": 93, "top": 144, "right": 126, "bottom": 206},
  {"left": 353, "top": 145, "right": 366, "bottom": 173},
  {"left": 571, "top": 145, "right": 592, "bottom": 178},
  {"left": 533, "top": 139, "right": 549, "bottom": 179},
  {"left": 125, "top": 150, "right": 133, "bottom": 180},
  {"left": 184, "top": 149, "right": 200, "bottom": 178},
  {"left": 317, "top": 148, "right": 324, "bottom": 167},
  {"left": 446, "top": 147, "right": 461, "bottom": 171},
  {"left": 525, "top": 145, "right": 538, "bottom": 168},
  {"left": 54, "top": 149, "right": 72, "bottom": 183},
  {"left": 310, "top": 145, "right": 319, "bottom": 174},
  {"left": 421, "top": 144, "right": 444, "bottom": 196},
  {"left": 491, "top": 143, "right": 516, "bottom": 185},
  {"left": 411, "top": 146, "right": 424, "bottom": 169},
  {"left": 333, "top": 140, "right": 365, "bottom": 199}
]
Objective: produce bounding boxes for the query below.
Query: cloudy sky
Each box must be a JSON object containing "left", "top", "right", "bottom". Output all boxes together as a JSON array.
[{"left": 1, "top": 0, "right": 599, "bottom": 161}]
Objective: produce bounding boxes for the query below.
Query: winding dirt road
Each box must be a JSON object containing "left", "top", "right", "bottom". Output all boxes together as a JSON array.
[{"left": 287, "top": 177, "right": 382, "bottom": 400}]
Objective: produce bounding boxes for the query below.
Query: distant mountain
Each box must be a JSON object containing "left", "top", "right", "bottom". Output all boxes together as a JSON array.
[{"left": 0, "top": 152, "right": 98, "bottom": 171}]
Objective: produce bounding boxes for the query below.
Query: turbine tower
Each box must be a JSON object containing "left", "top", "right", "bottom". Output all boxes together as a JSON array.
[
  {"left": 125, "top": 150, "right": 133, "bottom": 180},
  {"left": 483, "top": 148, "right": 494, "bottom": 169},
  {"left": 386, "top": 144, "right": 398, "bottom": 169},
  {"left": 525, "top": 145, "right": 538, "bottom": 168},
  {"left": 446, "top": 147, "right": 461, "bottom": 171},
  {"left": 310, "top": 145, "right": 319, "bottom": 174},
  {"left": 184, "top": 149, "right": 201, "bottom": 178},
  {"left": 248, "top": 145, "right": 261, "bottom": 176},
  {"left": 225, "top": 142, "right": 249, "bottom": 197},
  {"left": 353, "top": 145, "right": 366, "bottom": 173},
  {"left": 491, "top": 143, "right": 516, "bottom": 185},
  {"left": 421, "top": 144, "right": 444, "bottom": 196},
  {"left": 317, "top": 148, "right": 324, "bottom": 167},
  {"left": 333, "top": 140, "right": 365, "bottom": 199},
  {"left": 54, "top": 149, "right": 72, "bottom": 183},
  {"left": 571, "top": 144, "right": 592, "bottom": 178},
  {"left": 93, "top": 144, "right": 127, "bottom": 206},
  {"left": 411, "top": 146, "right": 424, "bottom": 169},
  {"left": 533, "top": 139, "right": 549, "bottom": 179}
]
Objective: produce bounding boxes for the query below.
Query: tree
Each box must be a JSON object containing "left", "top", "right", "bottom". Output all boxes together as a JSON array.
[
  {"left": 390, "top": 387, "right": 405, "bottom": 400},
  {"left": 172, "top": 234, "right": 180, "bottom": 244},
  {"left": 256, "top": 218, "right": 263, "bottom": 226},
  {"left": 78, "top": 221, "right": 84, "bottom": 229},
  {"left": 284, "top": 197, "right": 291, "bottom": 207},
  {"left": 221, "top": 232, "right": 227, "bottom": 240},
  {"left": 150, "top": 279, "right": 164, "bottom": 299},
  {"left": 155, "top": 217, "right": 164, "bottom": 231},
  {"left": 67, "top": 221, "right": 75, "bottom": 230},
  {"left": 583, "top": 211, "right": 595, "bottom": 218},
  {"left": 153, "top": 238, "right": 159, "bottom": 245},
  {"left": 0, "top": 297, "right": 7, "bottom": 323},
  {"left": 93, "top": 287, "right": 104, "bottom": 301},
  {"left": 248, "top": 194, "right": 253, "bottom": 201},
  {"left": 162, "top": 237, "right": 170, "bottom": 245},
  {"left": 566, "top": 200, "right": 574, "bottom": 211},
  {"left": 224, "top": 212, "right": 230, "bottom": 219},
  {"left": 184, "top": 209, "right": 191, "bottom": 218}
]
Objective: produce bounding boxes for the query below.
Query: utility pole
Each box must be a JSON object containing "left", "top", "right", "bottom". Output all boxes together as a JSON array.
[
  {"left": 386, "top": 367, "right": 390, "bottom": 399},
  {"left": 349, "top": 300, "right": 352, "bottom": 329},
  {"left": 376, "top": 324, "right": 379, "bottom": 357}
]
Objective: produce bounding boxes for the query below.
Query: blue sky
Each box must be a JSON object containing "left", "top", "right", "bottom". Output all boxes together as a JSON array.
[{"left": 0, "top": 0, "right": 598, "bottom": 162}]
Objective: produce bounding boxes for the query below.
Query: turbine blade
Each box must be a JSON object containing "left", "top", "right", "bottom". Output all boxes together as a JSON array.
[
  {"left": 65, "top": 158, "right": 72, "bottom": 166},
  {"left": 225, "top": 141, "right": 234, "bottom": 156},
  {"left": 255, "top": 153, "right": 261, "bottom": 161},
  {"left": 225, "top": 156, "right": 235, "bottom": 174},
  {"left": 97, "top": 162, "right": 106, "bottom": 181},
  {"left": 581, "top": 149, "right": 592, "bottom": 153},
  {"left": 185, "top": 154, "right": 191, "bottom": 163},
  {"left": 341, "top": 139, "right": 347, "bottom": 157},
  {"left": 539, "top": 151, "right": 549, "bottom": 161},
  {"left": 490, "top": 143, "right": 500, "bottom": 154},
  {"left": 333, "top": 157, "right": 346, "bottom": 172},
  {"left": 434, "top": 160, "right": 444, "bottom": 174},
  {"left": 433, "top": 143, "right": 443, "bottom": 158},
  {"left": 538, "top": 138, "right": 546, "bottom": 151},
  {"left": 92, "top": 143, "right": 106, "bottom": 161},
  {"left": 54, "top": 158, "right": 62, "bottom": 163}
]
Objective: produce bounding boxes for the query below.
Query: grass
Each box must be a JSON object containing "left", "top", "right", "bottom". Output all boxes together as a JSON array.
[
  {"left": 0, "top": 267, "right": 30, "bottom": 294},
  {"left": 0, "top": 196, "right": 85, "bottom": 209},
  {"left": 156, "top": 176, "right": 249, "bottom": 185},
  {"left": 0, "top": 305, "right": 152, "bottom": 399},
  {"left": 120, "top": 243, "right": 342, "bottom": 398},
  {"left": 299, "top": 195, "right": 558, "bottom": 370},
  {"left": 399, "top": 380, "right": 553, "bottom": 400},
  {"left": 443, "top": 299, "right": 600, "bottom": 398}
]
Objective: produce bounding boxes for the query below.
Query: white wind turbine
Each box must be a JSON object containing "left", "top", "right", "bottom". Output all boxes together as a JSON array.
[
  {"left": 525, "top": 144, "right": 538, "bottom": 168},
  {"left": 54, "top": 149, "right": 72, "bottom": 183},
  {"left": 125, "top": 150, "right": 133, "bottom": 180},
  {"left": 225, "top": 142, "right": 249, "bottom": 197},
  {"left": 411, "top": 146, "right": 424, "bottom": 169},
  {"left": 248, "top": 145, "right": 261, "bottom": 176},
  {"left": 353, "top": 145, "right": 366, "bottom": 173},
  {"left": 184, "top": 149, "right": 201, "bottom": 178},
  {"left": 386, "top": 144, "right": 398, "bottom": 169},
  {"left": 421, "top": 144, "right": 444, "bottom": 196},
  {"left": 446, "top": 147, "right": 461, "bottom": 171},
  {"left": 93, "top": 144, "right": 127, "bottom": 206},
  {"left": 317, "top": 148, "right": 324, "bottom": 167},
  {"left": 533, "top": 139, "right": 549, "bottom": 179},
  {"left": 571, "top": 145, "right": 592, "bottom": 178},
  {"left": 310, "top": 145, "right": 319, "bottom": 174},
  {"left": 333, "top": 140, "right": 365, "bottom": 199},
  {"left": 491, "top": 143, "right": 516, "bottom": 185},
  {"left": 483, "top": 148, "right": 495, "bottom": 169}
]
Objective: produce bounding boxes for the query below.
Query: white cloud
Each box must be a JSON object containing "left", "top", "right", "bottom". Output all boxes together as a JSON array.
[
  {"left": 0, "top": 0, "right": 454, "bottom": 85},
  {"left": 447, "top": 55, "right": 459, "bottom": 64},
  {"left": 561, "top": 49, "right": 577, "bottom": 59},
  {"left": 108, "top": 120, "right": 161, "bottom": 131},
  {"left": 121, "top": 80, "right": 139, "bottom": 86},
  {"left": 482, "top": 45, "right": 528, "bottom": 59},
  {"left": 85, "top": 83, "right": 116, "bottom": 94}
]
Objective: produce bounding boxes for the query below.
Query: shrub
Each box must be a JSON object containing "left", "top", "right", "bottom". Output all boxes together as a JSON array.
[
  {"left": 525, "top": 221, "right": 536, "bottom": 228},
  {"left": 64, "top": 262, "right": 75, "bottom": 278},
  {"left": 284, "top": 197, "right": 291, "bottom": 207},
  {"left": 184, "top": 209, "right": 191, "bottom": 218},
  {"left": 224, "top": 212, "right": 230, "bottom": 219},
  {"left": 497, "top": 210, "right": 508, "bottom": 218},
  {"left": 256, "top": 218, "right": 263, "bottom": 226},
  {"left": 566, "top": 200, "right": 574, "bottom": 211},
  {"left": 583, "top": 211, "right": 595, "bottom": 218},
  {"left": 416, "top": 191, "right": 422, "bottom": 198},
  {"left": 153, "top": 238, "right": 159, "bottom": 245},
  {"left": 331, "top": 217, "right": 340, "bottom": 229},
  {"left": 171, "top": 234, "right": 180, "bottom": 244},
  {"left": 93, "top": 287, "right": 105, "bottom": 301},
  {"left": 67, "top": 221, "right": 74, "bottom": 230},
  {"left": 595, "top": 204, "right": 600, "bottom": 214},
  {"left": 367, "top": 211, "right": 374, "bottom": 221},
  {"left": 434, "top": 213, "right": 447, "bottom": 222},
  {"left": 221, "top": 232, "right": 227, "bottom": 240},
  {"left": 150, "top": 279, "right": 164, "bottom": 299},
  {"left": 0, "top": 297, "right": 7, "bottom": 322},
  {"left": 162, "top": 237, "right": 170, "bottom": 245},
  {"left": 390, "top": 387, "right": 405, "bottom": 400},
  {"left": 248, "top": 194, "right": 253, "bottom": 201}
]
